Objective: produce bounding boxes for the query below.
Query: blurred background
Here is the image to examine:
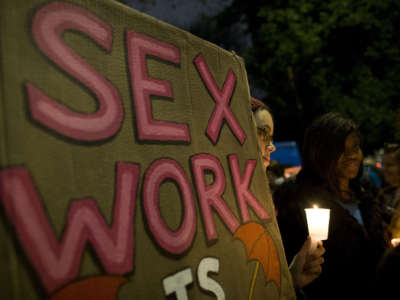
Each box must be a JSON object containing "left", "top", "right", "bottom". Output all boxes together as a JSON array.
[{"left": 117, "top": 0, "right": 400, "bottom": 165}]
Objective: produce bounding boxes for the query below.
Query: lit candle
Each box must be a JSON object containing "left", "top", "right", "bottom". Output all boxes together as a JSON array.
[
  {"left": 305, "top": 205, "right": 330, "bottom": 250},
  {"left": 391, "top": 238, "right": 400, "bottom": 247}
]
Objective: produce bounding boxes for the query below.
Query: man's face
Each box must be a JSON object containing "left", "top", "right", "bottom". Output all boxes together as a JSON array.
[{"left": 383, "top": 152, "right": 400, "bottom": 187}]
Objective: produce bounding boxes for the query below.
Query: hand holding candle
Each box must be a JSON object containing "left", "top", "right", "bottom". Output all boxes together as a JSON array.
[{"left": 305, "top": 205, "right": 330, "bottom": 251}]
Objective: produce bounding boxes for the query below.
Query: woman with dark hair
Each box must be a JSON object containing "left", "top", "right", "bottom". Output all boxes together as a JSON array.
[
  {"left": 274, "top": 112, "right": 386, "bottom": 300},
  {"left": 251, "top": 98, "right": 325, "bottom": 294}
]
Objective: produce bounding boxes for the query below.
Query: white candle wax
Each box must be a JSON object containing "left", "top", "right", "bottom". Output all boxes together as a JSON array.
[
  {"left": 391, "top": 238, "right": 400, "bottom": 247},
  {"left": 305, "top": 205, "right": 330, "bottom": 242}
]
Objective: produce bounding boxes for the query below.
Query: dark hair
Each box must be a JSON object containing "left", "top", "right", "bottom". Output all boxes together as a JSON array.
[
  {"left": 298, "top": 112, "right": 361, "bottom": 196},
  {"left": 251, "top": 97, "right": 272, "bottom": 116}
]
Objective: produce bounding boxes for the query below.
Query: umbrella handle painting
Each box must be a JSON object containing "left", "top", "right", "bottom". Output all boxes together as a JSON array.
[{"left": 234, "top": 222, "right": 281, "bottom": 299}]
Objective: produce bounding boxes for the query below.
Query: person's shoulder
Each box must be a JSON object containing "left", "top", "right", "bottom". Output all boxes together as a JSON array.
[{"left": 273, "top": 179, "right": 298, "bottom": 199}]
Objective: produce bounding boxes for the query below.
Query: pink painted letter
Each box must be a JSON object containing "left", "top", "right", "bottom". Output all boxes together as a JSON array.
[
  {"left": 0, "top": 163, "right": 139, "bottom": 293},
  {"left": 194, "top": 54, "right": 246, "bottom": 145},
  {"left": 27, "top": 2, "right": 123, "bottom": 141},
  {"left": 126, "top": 31, "right": 190, "bottom": 142},
  {"left": 191, "top": 154, "right": 240, "bottom": 240},
  {"left": 228, "top": 154, "right": 270, "bottom": 222},
  {"left": 143, "top": 158, "right": 196, "bottom": 254}
]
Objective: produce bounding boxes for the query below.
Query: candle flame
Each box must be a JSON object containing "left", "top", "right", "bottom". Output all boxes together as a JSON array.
[
  {"left": 313, "top": 205, "right": 318, "bottom": 209},
  {"left": 392, "top": 238, "right": 400, "bottom": 247}
]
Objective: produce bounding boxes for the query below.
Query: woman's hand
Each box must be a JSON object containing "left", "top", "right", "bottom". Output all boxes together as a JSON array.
[{"left": 289, "top": 236, "right": 325, "bottom": 289}]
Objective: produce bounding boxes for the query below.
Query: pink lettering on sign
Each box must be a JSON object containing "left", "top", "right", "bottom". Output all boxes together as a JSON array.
[
  {"left": 27, "top": 2, "right": 123, "bottom": 141},
  {"left": 228, "top": 154, "right": 270, "bottom": 222},
  {"left": 194, "top": 54, "right": 246, "bottom": 145},
  {"left": 191, "top": 154, "right": 240, "bottom": 241},
  {"left": 126, "top": 30, "right": 190, "bottom": 142},
  {"left": 143, "top": 158, "right": 196, "bottom": 254},
  {"left": 0, "top": 163, "right": 139, "bottom": 293}
]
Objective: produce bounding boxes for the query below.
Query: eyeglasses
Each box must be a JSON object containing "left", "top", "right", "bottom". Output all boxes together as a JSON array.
[{"left": 257, "top": 126, "right": 274, "bottom": 148}]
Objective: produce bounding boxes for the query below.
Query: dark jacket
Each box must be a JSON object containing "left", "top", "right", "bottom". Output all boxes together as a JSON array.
[
  {"left": 274, "top": 180, "right": 386, "bottom": 300},
  {"left": 375, "top": 244, "right": 400, "bottom": 299}
]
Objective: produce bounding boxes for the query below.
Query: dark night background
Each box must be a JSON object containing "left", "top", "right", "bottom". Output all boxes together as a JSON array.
[{"left": 117, "top": 0, "right": 400, "bottom": 156}]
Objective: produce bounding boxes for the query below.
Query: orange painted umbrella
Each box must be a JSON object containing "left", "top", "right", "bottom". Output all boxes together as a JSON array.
[{"left": 234, "top": 222, "right": 280, "bottom": 300}]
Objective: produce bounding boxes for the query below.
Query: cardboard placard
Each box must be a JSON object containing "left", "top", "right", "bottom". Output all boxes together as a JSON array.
[{"left": 0, "top": 1, "right": 295, "bottom": 299}]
